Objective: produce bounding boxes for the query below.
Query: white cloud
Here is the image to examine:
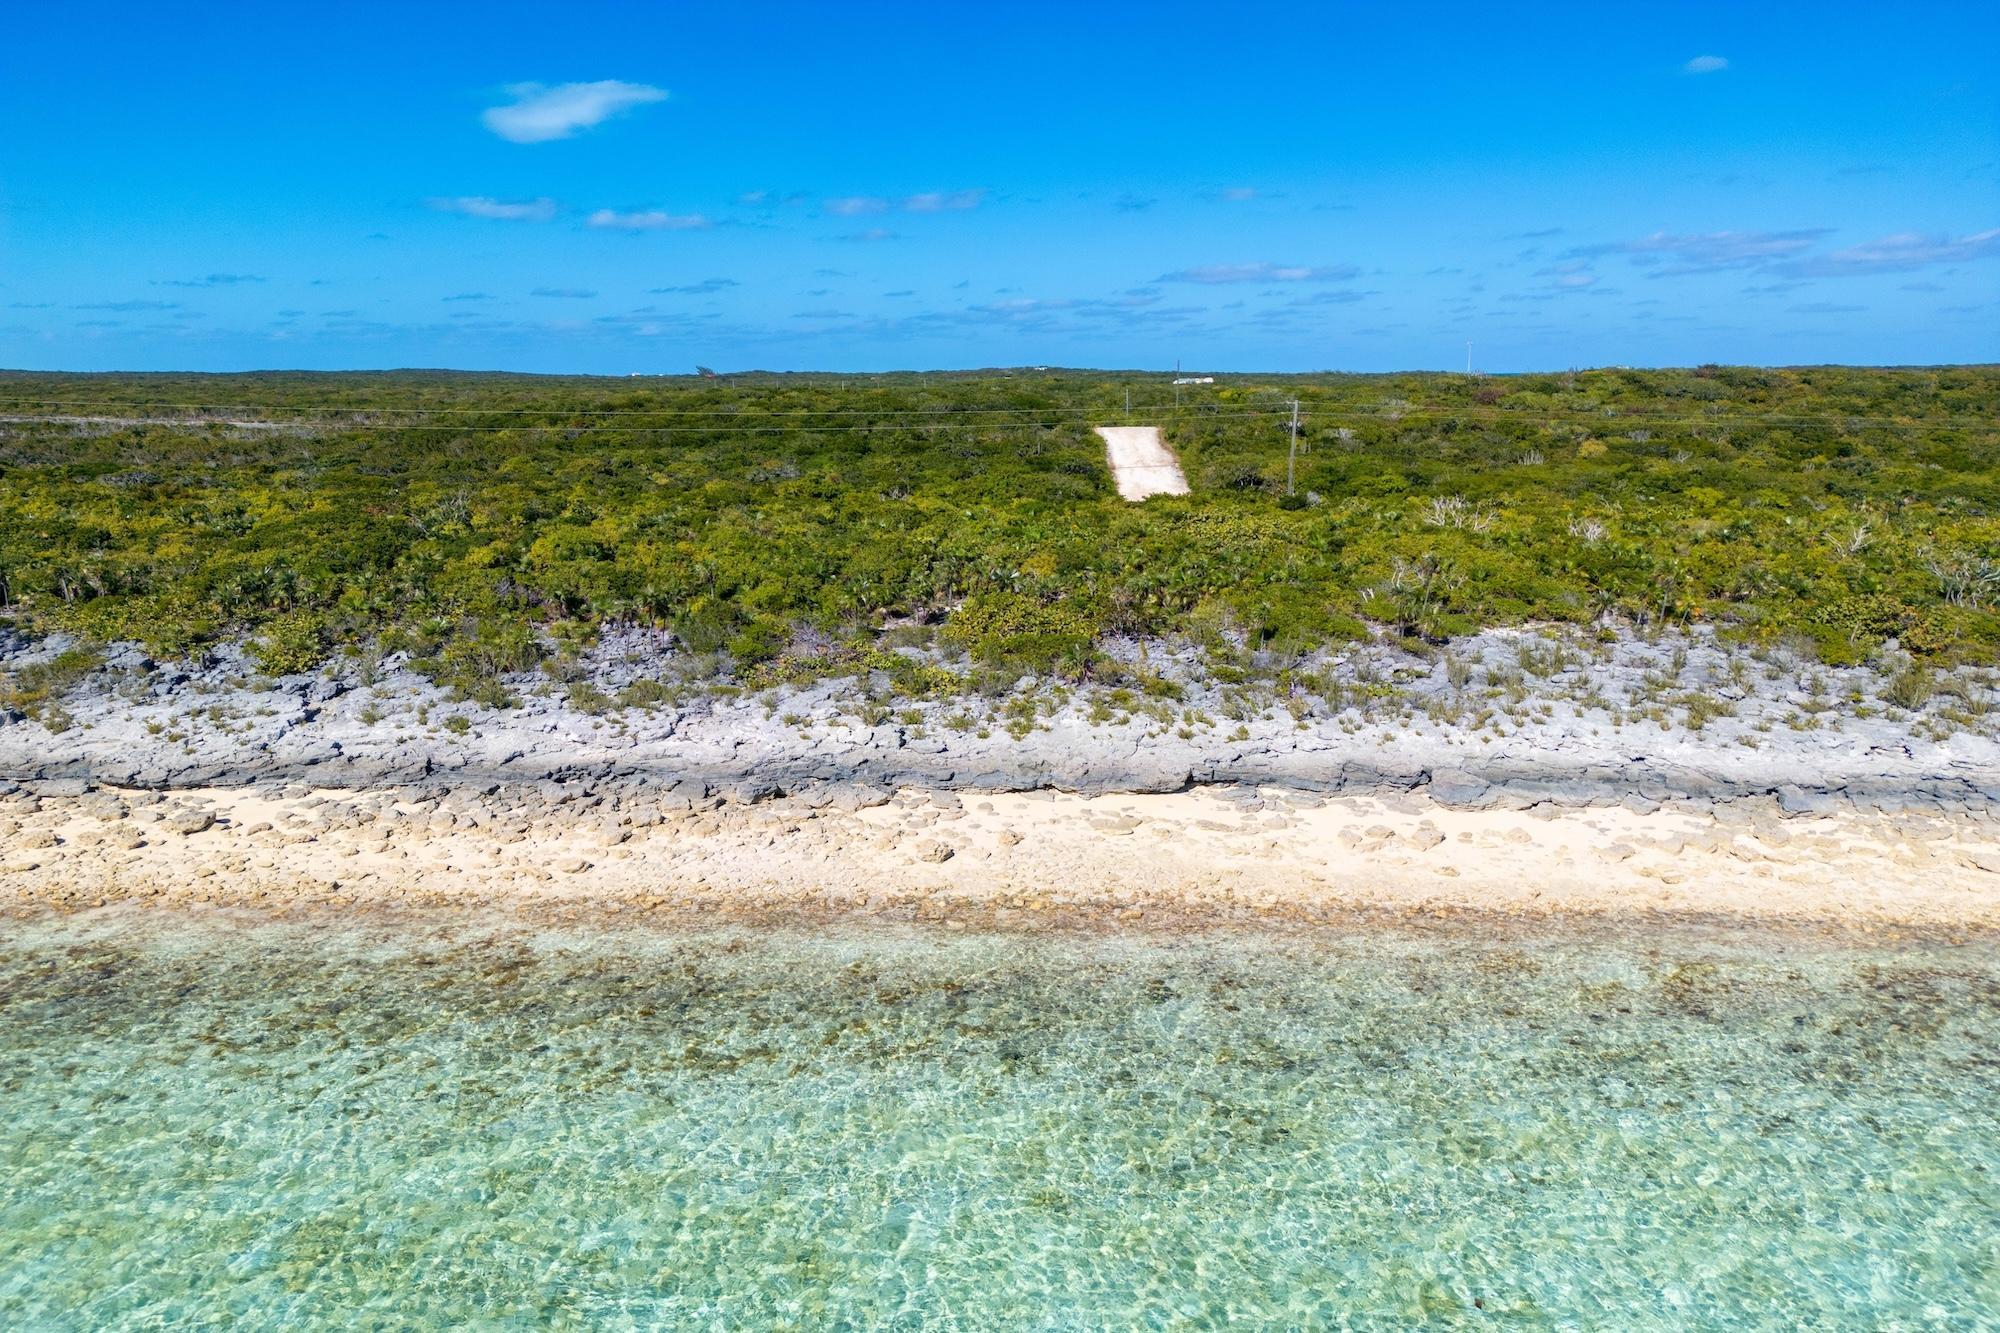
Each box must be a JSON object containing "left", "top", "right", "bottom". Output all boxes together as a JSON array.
[
  {"left": 1219, "top": 186, "right": 1258, "bottom": 201},
  {"left": 1778, "top": 228, "right": 2000, "bottom": 276},
  {"left": 1536, "top": 258, "right": 1599, "bottom": 289},
  {"left": 837, "top": 227, "right": 899, "bottom": 243},
  {"left": 826, "top": 190, "right": 984, "bottom": 216},
  {"left": 481, "top": 80, "right": 667, "bottom": 144},
  {"left": 1684, "top": 55, "right": 1728, "bottom": 75},
  {"left": 587, "top": 208, "right": 710, "bottom": 231},
  {"left": 1157, "top": 262, "right": 1360, "bottom": 284},
  {"left": 1573, "top": 229, "right": 1827, "bottom": 274},
  {"left": 1578, "top": 225, "right": 2000, "bottom": 280},
  {"left": 429, "top": 196, "right": 558, "bottom": 222},
  {"left": 902, "top": 189, "right": 985, "bottom": 212}
]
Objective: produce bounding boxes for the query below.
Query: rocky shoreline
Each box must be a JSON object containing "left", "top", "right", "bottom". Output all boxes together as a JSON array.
[
  {"left": 4, "top": 625, "right": 1996, "bottom": 818},
  {"left": 5, "top": 623, "right": 1997, "bottom": 929}
]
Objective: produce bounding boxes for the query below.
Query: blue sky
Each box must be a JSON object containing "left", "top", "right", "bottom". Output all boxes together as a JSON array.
[{"left": 2, "top": 1, "right": 1995, "bottom": 373}]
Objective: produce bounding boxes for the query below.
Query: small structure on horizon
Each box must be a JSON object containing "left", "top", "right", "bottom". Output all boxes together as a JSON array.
[{"left": 1171, "top": 375, "right": 1215, "bottom": 385}]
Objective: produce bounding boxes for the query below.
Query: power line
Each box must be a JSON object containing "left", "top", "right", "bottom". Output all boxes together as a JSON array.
[
  {"left": 3, "top": 410, "right": 1984, "bottom": 436},
  {"left": 0, "top": 393, "right": 1990, "bottom": 429},
  {"left": 0, "top": 415, "right": 1272, "bottom": 439},
  {"left": 0, "top": 401, "right": 1167, "bottom": 418}
]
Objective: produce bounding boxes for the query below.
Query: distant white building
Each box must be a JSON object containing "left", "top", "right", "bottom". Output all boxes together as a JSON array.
[{"left": 1171, "top": 376, "right": 1215, "bottom": 385}]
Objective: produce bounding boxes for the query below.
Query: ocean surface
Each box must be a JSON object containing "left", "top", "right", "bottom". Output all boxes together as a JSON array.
[{"left": 0, "top": 908, "right": 1994, "bottom": 1329}]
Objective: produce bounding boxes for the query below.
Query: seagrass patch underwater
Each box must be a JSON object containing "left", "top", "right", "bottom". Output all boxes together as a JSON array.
[{"left": 0, "top": 909, "right": 1995, "bottom": 1328}]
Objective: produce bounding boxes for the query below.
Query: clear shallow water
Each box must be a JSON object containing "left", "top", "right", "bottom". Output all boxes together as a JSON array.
[{"left": 0, "top": 911, "right": 1994, "bottom": 1329}]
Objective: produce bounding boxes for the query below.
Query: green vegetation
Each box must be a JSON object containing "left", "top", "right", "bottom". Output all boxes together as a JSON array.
[
  {"left": 2, "top": 365, "right": 1995, "bottom": 701},
  {"left": 0, "top": 644, "right": 101, "bottom": 730}
]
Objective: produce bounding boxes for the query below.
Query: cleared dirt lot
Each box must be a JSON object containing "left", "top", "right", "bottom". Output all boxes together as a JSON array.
[{"left": 1094, "top": 425, "right": 1189, "bottom": 501}]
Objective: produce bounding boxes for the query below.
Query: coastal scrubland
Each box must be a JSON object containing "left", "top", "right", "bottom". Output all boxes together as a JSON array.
[{"left": 3, "top": 364, "right": 1995, "bottom": 728}]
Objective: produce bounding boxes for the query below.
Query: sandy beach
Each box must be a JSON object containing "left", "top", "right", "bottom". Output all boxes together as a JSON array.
[
  {"left": 7, "top": 778, "right": 1998, "bottom": 932},
  {"left": 6, "top": 624, "right": 1997, "bottom": 933}
]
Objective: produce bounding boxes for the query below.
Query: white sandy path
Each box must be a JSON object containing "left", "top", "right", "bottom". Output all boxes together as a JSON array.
[{"left": 1095, "top": 425, "right": 1190, "bottom": 501}]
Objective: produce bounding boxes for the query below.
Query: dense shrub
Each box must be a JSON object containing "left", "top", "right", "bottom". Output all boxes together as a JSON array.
[
  {"left": 942, "top": 591, "right": 1102, "bottom": 678},
  {"left": 0, "top": 365, "right": 1994, "bottom": 684}
]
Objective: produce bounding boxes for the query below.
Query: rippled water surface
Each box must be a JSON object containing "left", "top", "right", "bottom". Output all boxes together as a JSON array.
[{"left": 1, "top": 909, "right": 1995, "bottom": 1328}]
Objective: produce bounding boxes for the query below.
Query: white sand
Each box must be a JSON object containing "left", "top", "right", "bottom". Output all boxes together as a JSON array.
[
  {"left": 1095, "top": 426, "right": 1190, "bottom": 501},
  {"left": 6, "top": 785, "right": 1998, "bottom": 931}
]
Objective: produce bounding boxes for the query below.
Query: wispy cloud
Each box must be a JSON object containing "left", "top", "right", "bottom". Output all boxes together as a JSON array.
[
  {"left": 587, "top": 208, "right": 710, "bottom": 230},
  {"left": 481, "top": 80, "right": 667, "bottom": 143},
  {"left": 530, "top": 287, "right": 597, "bottom": 299},
  {"left": 429, "top": 196, "right": 558, "bottom": 222},
  {"left": 1571, "top": 229, "right": 1828, "bottom": 275},
  {"left": 1776, "top": 228, "right": 2000, "bottom": 276},
  {"left": 902, "top": 189, "right": 985, "bottom": 212},
  {"left": 1789, "top": 302, "right": 1866, "bottom": 314},
  {"left": 154, "top": 273, "right": 264, "bottom": 288},
  {"left": 1218, "top": 186, "right": 1258, "bottom": 201},
  {"left": 1286, "top": 289, "right": 1371, "bottom": 306},
  {"left": 1536, "top": 258, "right": 1598, "bottom": 290},
  {"left": 837, "top": 228, "right": 899, "bottom": 243},
  {"left": 443, "top": 292, "right": 491, "bottom": 302},
  {"left": 1572, "top": 224, "right": 1998, "bottom": 282},
  {"left": 1683, "top": 55, "right": 1728, "bottom": 75},
  {"left": 1157, "top": 262, "right": 1360, "bottom": 284},
  {"left": 827, "top": 189, "right": 985, "bottom": 216},
  {"left": 1113, "top": 194, "right": 1157, "bottom": 213},
  {"left": 73, "top": 299, "right": 181, "bottom": 311},
  {"left": 650, "top": 278, "right": 738, "bottom": 295}
]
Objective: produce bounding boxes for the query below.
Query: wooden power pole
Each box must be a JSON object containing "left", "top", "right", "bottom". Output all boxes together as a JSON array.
[{"left": 1287, "top": 397, "right": 1301, "bottom": 496}]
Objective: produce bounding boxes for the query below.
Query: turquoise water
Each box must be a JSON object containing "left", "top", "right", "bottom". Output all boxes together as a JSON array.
[{"left": 0, "top": 910, "right": 1994, "bottom": 1329}]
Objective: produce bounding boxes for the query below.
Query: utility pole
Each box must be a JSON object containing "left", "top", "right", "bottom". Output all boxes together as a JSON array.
[
  {"left": 1466, "top": 341, "right": 1473, "bottom": 375},
  {"left": 1124, "top": 386, "right": 1131, "bottom": 420},
  {"left": 1287, "top": 397, "right": 1301, "bottom": 496}
]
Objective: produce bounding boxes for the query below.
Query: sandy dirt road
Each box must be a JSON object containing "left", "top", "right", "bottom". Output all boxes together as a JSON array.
[{"left": 1094, "top": 425, "right": 1190, "bottom": 500}]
